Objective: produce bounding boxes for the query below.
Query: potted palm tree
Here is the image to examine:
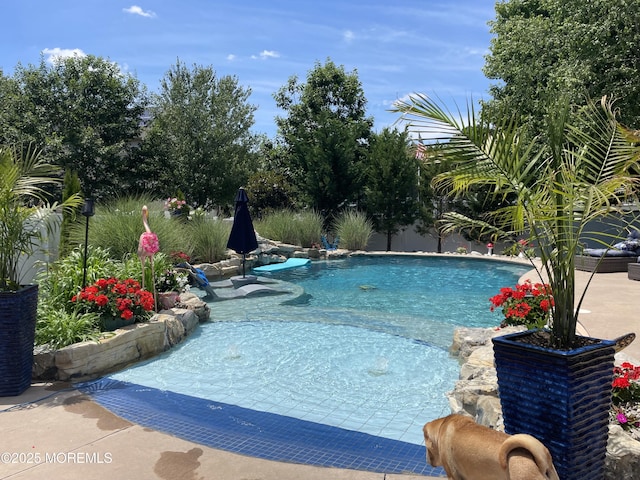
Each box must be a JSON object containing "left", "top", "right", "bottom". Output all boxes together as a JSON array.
[
  {"left": 0, "top": 144, "right": 81, "bottom": 396},
  {"left": 393, "top": 95, "right": 640, "bottom": 480}
]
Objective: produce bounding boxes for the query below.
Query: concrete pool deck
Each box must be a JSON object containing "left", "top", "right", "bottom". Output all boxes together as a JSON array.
[
  {"left": 1, "top": 262, "right": 639, "bottom": 479},
  {"left": 0, "top": 383, "right": 435, "bottom": 480}
]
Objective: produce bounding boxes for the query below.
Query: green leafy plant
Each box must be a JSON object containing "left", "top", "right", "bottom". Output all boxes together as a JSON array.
[
  {"left": 68, "top": 196, "right": 187, "bottom": 260},
  {"left": 253, "top": 209, "right": 324, "bottom": 247},
  {"left": 502, "top": 239, "right": 535, "bottom": 258},
  {"left": 186, "top": 216, "right": 231, "bottom": 263},
  {"left": 254, "top": 209, "right": 301, "bottom": 245},
  {"left": 394, "top": 94, "right": 640, "bottom": 348},
  {"left": 35, "top": 308, "right": 101, "bottom": 350},
  {"left": 333, "top": 210, "right": 373, "bottom": 251},
  {"left": 37, "top": 246, "right": 116, "bottom": 310},
  {"left": 0, "top": 144, "right": 82, "bottom": 290},
  {"left": 294, "top": 210, "right": 324, "bottom": 248}
]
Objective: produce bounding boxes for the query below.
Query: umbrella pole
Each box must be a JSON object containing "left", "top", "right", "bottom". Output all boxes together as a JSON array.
[{"left": 242, "top": 253, "right": 246, "bottom": 278}]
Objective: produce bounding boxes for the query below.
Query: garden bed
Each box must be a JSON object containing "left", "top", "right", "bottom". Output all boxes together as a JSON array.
[{"left": 33, "top": 293, "right": 209, "bottom": 381}]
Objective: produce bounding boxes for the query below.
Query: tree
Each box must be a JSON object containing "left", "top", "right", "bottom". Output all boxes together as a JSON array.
[
  {"left": 6, "top": 55, "right": 148, "bottom": 200},
  {"left": 364, "top": 128, "right": 419, "bottom": 251},
  {"left": 482, "top": 0, "right": 640, "bottom": 138},
  {"left": 145, "top": 60, "right": 258, "bottom": 209},
  {"left": 0, "top": 72, "right": 28, "bottom": 146},
  {"left": 245, "top": 170, "right": 294, "bottom": 219},
  {"left": 414, "top": 141, "right": 510, "bottom": 253},
  {"left": 413, "top": 144, "right": 450, "bottom": 253},
  {"left": 274, "top": 59, "right": 373, "bottom": 222}
]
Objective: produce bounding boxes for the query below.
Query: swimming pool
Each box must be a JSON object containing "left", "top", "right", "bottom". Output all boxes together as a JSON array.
[{"left": 87, "top": 255, "right": 531, "bottom": 474}]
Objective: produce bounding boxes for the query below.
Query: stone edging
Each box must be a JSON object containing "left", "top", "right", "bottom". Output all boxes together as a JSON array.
[{"left": 33, "top": 292, "right": 210, "bottom": 382}]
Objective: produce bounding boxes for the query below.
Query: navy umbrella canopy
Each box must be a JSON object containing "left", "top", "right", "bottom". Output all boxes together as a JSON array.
[{"left": 227, "top": 188, "right": 259, "bottom": 277}]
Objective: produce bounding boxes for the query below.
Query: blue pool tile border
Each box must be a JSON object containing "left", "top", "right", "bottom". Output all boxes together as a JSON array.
[{"left": 78, "top": 378, "right": 445, "bottom": 477}]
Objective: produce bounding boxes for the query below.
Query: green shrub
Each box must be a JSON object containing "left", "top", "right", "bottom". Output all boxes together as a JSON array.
[
  {"left": 35, "top": 246, "right": 162, "bottom": 348},
  {"left": 35, "top": 308, "right": 101, "bottom": 349},
  {"left": 186, "top": 217, "right": 232, "bottom": 263},
  {"left": 254, "top": 209, "right": 323, "bottom": 247},
  {"left": 295, "top": 210, "right": 324, "bottom": 248},
  {"left": 254, "top": 209, "right": 298, "bottom": 244},
  {"left": 59, "top": 169, "right": 83, "bottom": 257},
  {"left": 333, "top": 210, "right": 373, "bottom": 250},
  {"left": 68, "top": 196, "right": 188, "bottom": 260},
  {"left": 37, "top": 246, "right": 117, "bottom": 312},
  {"left": 36, "top": 246, "right": 120, "bottom": 348}
]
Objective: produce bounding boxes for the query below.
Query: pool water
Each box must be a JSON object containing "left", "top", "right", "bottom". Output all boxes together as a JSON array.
[{"left": 110, "top": 255, "right": 530, "bottom": 446}]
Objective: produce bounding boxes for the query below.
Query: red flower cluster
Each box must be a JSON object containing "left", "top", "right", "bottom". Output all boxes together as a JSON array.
[
  {"left": 170, "top": 251, "right": 191, "bottom": 263},
  {"left": 611, "top": 362, "right": 640, "bottom": 435},
  {"left": 72, "top": 277, "right": 155, "bottom": 323},
  {"left": 613, "top": 362, "right": 640, "bottom": 401},
  {"left": 489, "top": 280, "right": 554, "bottom": 329}
]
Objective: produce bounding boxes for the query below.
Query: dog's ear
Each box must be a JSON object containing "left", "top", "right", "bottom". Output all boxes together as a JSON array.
[
  {"left": 423, "top": 422, "right": 437, "bottom": 447},
  {"left": 423, "top": 420, "right": 441, "bottom": 466}
]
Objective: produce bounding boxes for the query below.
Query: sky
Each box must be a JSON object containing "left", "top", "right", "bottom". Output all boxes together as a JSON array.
[{"left": 1, "top": 1, "right": 498, "bottom": 138}]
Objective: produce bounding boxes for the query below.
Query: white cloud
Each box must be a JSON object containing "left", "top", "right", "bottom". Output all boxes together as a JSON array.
[
  {"left": 343, "top": 30, "right": 355, "bottom": 42},
  {"left": 227, "top": 54, "right": 236, "bottom": 61},
  {"left": 253, "top": 50, "right": 280, "bottom": 60},
  {"left": 123, "top": 5, "right": 156, "bottom": 18},
  {"left": 42, "top": 48, "right": 86, "bottom": 64}
]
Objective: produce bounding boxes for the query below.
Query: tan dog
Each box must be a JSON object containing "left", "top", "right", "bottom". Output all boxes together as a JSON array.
[{"left": 424, "top": 414, "right": 559, "bottom": 480}]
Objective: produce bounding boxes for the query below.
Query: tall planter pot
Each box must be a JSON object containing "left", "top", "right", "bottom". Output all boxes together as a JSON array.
[
  {"left": 493, "top": 329, "right": 615, "bottom": 480},
  {"left": 0, "top": 284, "right": 38, "bottom": 396}
]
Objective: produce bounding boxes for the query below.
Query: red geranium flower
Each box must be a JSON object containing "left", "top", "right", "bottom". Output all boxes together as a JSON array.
[
  {"left": 489, "top": 280, "right": 553, "bottom": 329},
  {"left": 72, "top": 276, "right": 155, "bottom": 328}
]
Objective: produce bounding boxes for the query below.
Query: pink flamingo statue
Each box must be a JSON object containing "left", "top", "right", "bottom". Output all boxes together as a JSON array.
[{"left": 138, "top": 205, "right": 160, "bottom": 310}]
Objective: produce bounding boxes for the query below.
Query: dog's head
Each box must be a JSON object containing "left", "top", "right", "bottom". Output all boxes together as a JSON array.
[{"left": 423, "top": 417, "right": 445, "bottom": 467}]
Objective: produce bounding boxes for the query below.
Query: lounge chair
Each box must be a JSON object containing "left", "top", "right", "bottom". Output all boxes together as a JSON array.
[
  {"left": 575, "top": 254, "right": 639, "bottom": 273},
  {"left": 321, "top": 234, "right": 339, "bottom": 251},
  {"left": 575, "top": 231, "right": 640, "bottom": 273},
  {"left": 629, "top": 261, "right": 640, "bottom": 281}
]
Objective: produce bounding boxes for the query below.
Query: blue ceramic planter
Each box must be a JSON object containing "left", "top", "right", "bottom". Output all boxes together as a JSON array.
[
  {"left": 493, "top": 329, "right": 615, "bottom": 480},
  {"left": 0, "top": 284, "right": 38, "bottom": 396}
]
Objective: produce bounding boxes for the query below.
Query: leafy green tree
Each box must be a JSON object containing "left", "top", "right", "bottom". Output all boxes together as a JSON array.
[
  {"left": 412, "top": 130, "right": 520, "bottom": 253},
  {"left": 145, "top": 60, "right": 258, "bottom": 209},
  {"left": 483, "top": 0, "right": 640, "bottom": 138},
  {"left": 0, "top": 72, "right": 28, "bottom": 146},
  {"left": 245, "top": 170, "right": 294, "bottom": 219},
  {"left": 414, "top": 144, "right": 450, "bottom": 253},
  {"left": 364, "top": 128, "right": 419, "bottom": 251},
  {"left": 274, "top": 59, "right": 373, "bottom": 222},
  {"left": 6, "top": 56, "right": 148, "bottom": 200}
]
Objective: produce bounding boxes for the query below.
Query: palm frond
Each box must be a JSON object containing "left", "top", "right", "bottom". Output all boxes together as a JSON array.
[{"left": 395, "top": 93, "right": 640, "bottom": 348}]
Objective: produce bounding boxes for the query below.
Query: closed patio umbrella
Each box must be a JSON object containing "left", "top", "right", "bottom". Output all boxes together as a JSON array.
[{"left": 226, "top": 187, "right": 259, "bottom": 278}]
